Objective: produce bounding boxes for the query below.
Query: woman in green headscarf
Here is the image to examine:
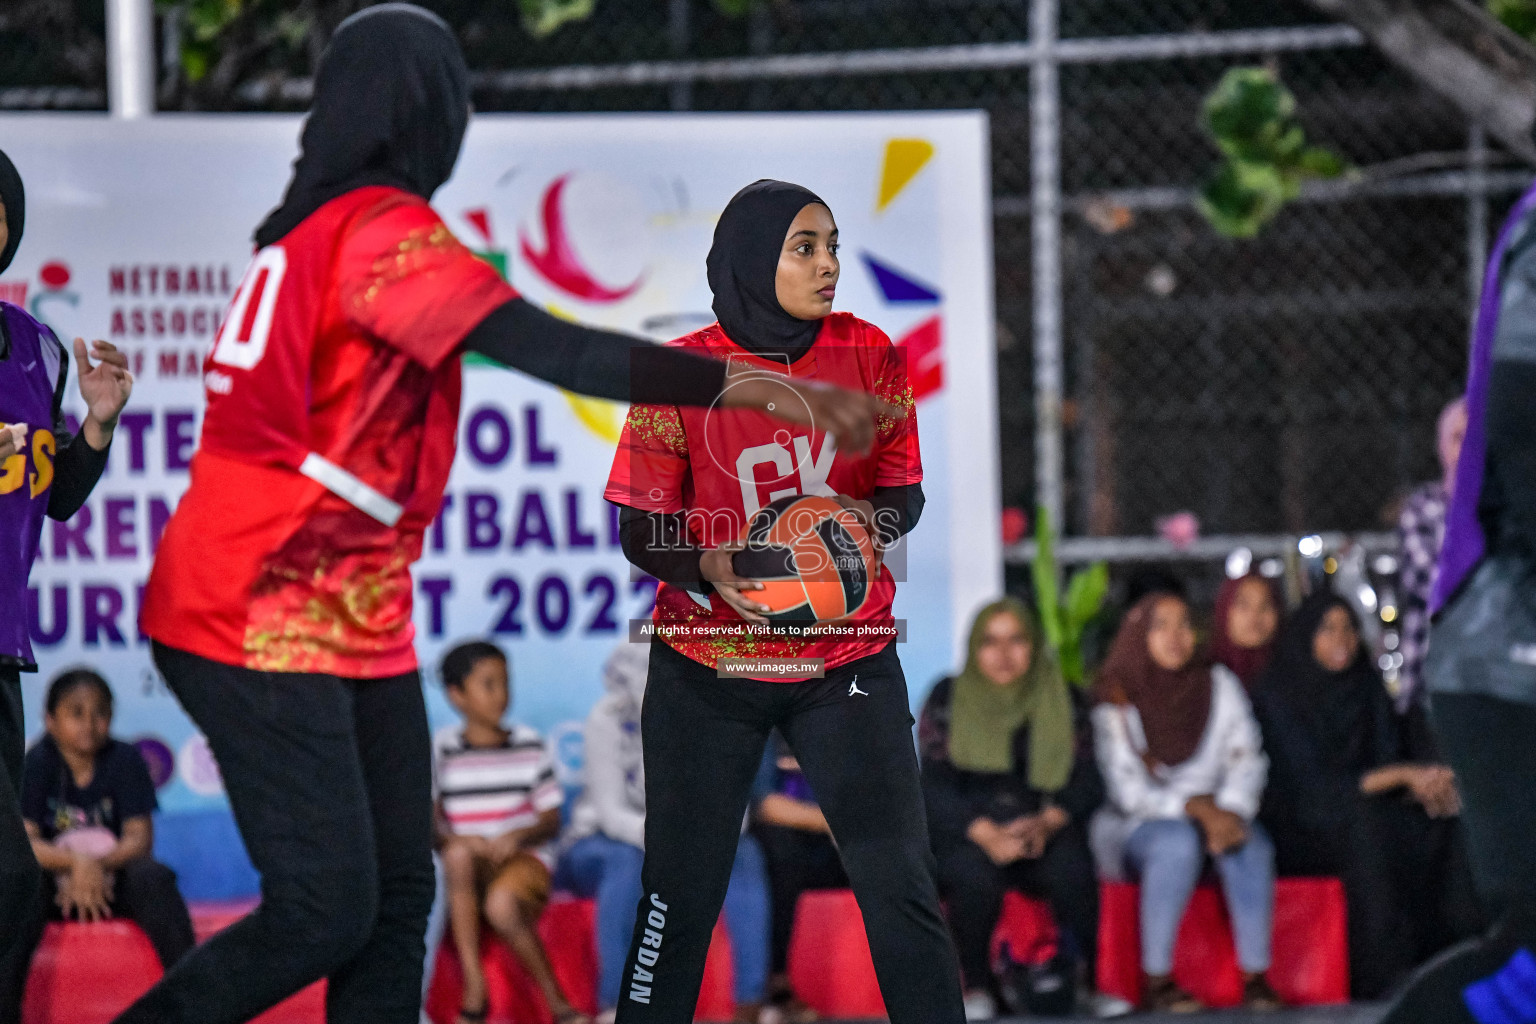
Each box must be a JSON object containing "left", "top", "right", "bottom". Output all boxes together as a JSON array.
[{"left": 919, "top": 598, "right": 1116, "bottom": 1020}]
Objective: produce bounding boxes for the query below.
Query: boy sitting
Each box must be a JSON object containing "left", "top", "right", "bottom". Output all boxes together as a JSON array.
[
  {"left": 434, "top": 640, "right": 588, "bottom": 1024},
  {"left": 21, "top": 668, "right": 194, "bottom": 968}
]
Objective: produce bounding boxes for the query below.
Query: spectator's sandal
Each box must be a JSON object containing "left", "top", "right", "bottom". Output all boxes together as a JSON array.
[
  {"left": 1142, "top": 975, "right": 1204, "bottom": 1013},
  {"left": 1242, "top": 973, "right": 1284, "bottom": 1012}
]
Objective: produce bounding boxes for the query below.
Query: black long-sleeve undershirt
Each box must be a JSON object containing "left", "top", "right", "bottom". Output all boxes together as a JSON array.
[
  {"left": 0, "top": 318, "right": 111, "bottom": 521},
  {"left": 616, "top": 482, "right": 926, "bottom": 593},
  {"left": 461, "top": 298, "right": 727, "bottom": 406}
]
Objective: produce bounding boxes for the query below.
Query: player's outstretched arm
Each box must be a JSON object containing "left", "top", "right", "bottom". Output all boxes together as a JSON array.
[{"left": 461, "top": 298, "right": 899, "bottom": 454}]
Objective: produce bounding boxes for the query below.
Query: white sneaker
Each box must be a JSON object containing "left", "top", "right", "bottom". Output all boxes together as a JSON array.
[
  {"left": 595, "top": 1010, "right": 618, "bottom": 1024},
  {"left": 1080, "top": 990, "right": 1135, "bottom": 1018},
  {"left": 962, "top": 989, "right": 997, "bottom": 1021}
]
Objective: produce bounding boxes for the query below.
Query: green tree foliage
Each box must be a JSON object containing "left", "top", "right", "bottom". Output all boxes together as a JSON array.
[
  {"left": 160, "top": 0, "right": 763, "bottom": 89},
  {"left": 1489, "top": 0, "right": 1536, "bottom": 42},
  {"left": 1198, "top": 66, "right": 1348, "bottom": 238}
]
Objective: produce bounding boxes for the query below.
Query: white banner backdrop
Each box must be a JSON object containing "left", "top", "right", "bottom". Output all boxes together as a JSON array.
[{"left": 0, "top": 112, "right": 999, "bottom": 895}]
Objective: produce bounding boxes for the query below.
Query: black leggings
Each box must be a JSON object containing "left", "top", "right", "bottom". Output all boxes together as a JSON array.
[
  {"left": 614, "top": 641, "right": 964, "bottom": 1024},
  {"left": 115, "top": 643, "right": 435, "bottom": 1024},
  {"left": 0, "top": 667, "right": 45, "bottom": 1024},
  {"left": 935, "top": 825, "right": 1100, "bottom": 991}
]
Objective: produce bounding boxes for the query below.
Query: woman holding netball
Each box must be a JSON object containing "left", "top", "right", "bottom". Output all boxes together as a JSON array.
[
  {"left": 126, "top": 10, "right": 889, "bottom": 1023},
  {"left": 604, "top": 179, "right": 966, "bottom": 1023}
]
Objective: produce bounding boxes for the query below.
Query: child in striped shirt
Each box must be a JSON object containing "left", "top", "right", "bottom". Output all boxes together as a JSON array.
[{"left": 434, "top": 640, "right": 587, "bottom": 1024}]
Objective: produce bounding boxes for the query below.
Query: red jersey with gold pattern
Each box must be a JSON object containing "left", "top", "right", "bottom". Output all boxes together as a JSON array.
[
  {"left": 604, "top": 313, "right": 921, "bottom": 675},
  {"left": 142, "top": 186, "right": 516, "bottom": 676}
]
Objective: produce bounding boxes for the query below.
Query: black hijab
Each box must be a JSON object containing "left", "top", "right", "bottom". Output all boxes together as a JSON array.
[
  {"left": 254, "top": 3, "right": 470, "bottom": 248},
  {"left": 0, "top": 147, "right": 24, "bottom": 275},
  {"left": 706, "top": 179, "right": 830, "bottom": 361},
  {"left": 1257, "top": 592, "right": 1398, "bottom": 778}
]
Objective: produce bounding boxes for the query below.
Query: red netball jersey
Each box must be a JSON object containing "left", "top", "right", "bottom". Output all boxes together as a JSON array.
[
  {"left": 604, "top": 313, "right": 921, "bottom": 676},
  {"left": 142, "top": 186, "right": 516, "bottom": 676}
]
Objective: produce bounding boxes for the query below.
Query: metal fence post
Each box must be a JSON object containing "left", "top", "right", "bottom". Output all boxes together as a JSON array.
[
  {"left": 668, "top": 0, "right": 692, "bottom": 111},
  {"left": 1468, "top": 122, "right": 1490, "bottom": 316},
  {"left": 106, "top": 0, "right": 156, "bottom": 119},
  {"left": 1030, "top": 0, "right": 1065, "bottom": 541}
]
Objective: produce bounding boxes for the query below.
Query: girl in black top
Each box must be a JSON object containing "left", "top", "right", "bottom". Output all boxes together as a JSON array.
[{"left": 21, "top": 670, "right": 195, "bottom": 970}]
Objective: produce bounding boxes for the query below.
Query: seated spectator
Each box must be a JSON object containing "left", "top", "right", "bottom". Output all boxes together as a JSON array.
[
  {"left": 1395, "top": 397, "right": 1466, "bottom": 714},
  {"left": 1210, "top": 572, "right": 1283, "bottom": 694},
  {"left": 1090, "top": 594, "right": 1279, "bottom": 1014},
  {"left": 433, "top": 641, "right": 590, "bottom": 1024},
  {"left": 21, "top": 668, "right": 194, "bottom": 969},
  {"left": 1255, "top": 593, "right": 1484, "bottom": 1000},
  {"left": 557, "top": 642, "right": 770, "bottom": 1024},
  {"left": 752, "top": 734, "right": 843, "bottom": 1024},
  {"left": 920, "top": 598, "right": 1126, "bottom": 1021}
]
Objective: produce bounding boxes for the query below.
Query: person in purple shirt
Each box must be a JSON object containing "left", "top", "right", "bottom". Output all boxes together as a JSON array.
[
  {"left": 1382, "top": 171, "right": 1536, "bottom": 1022},
  {"left": 0, "top": 146, "right": 134, "bottom": 1024}
]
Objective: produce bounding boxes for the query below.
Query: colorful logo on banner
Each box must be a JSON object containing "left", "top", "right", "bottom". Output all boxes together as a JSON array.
[{"left": 481, "top": 137, "right": 948, "bottom": 425}]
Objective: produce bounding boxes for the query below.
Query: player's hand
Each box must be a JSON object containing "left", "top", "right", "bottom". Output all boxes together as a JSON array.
[
  {"left": 64, "top": 855, "right": 113, "bottom": 922},
  {"left": 0, "top": 422, "right": 26, "bottom": 462},
  {"left": 700, "top": 541, "right": 771, "bottom": 624},
  {"left": 723, "top": 373, "right": 903, "bottom": 456},
  {"left": 75, "top": 338, "right": 133, "bottom": 450},
  {"left": 833, "top": 494, "right": 885, "bottom": 577}
]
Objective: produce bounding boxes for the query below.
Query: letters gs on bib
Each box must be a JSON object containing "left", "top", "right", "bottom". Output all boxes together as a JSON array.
[{"left": 0, "top": 429, "right": 57, "bottom": 498}]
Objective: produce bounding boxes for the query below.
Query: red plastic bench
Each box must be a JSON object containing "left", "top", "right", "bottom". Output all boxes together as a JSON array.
[
  {"left": 784, "top": 888, "right": 1062, "bottom": 1020},
  {"left": 424, "top": 896, "right": 736, "bottom": 1024},
  {"left": 783, "top": 879, "right": 1348, "bottom": 1018},
  {"left": 26, "top": 878, "right": 1349, "bottom": 1023},
  {"left": 23, "top": 900, "right": 325, "bottom": 1024},
  {"left": 1096, "top": 877, "right": 1349, "bottom": 1008}
]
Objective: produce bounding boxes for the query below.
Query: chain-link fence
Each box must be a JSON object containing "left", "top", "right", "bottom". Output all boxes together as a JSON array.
[{"left": 6, "top": 0, "right": 1523, "bottom": 562}]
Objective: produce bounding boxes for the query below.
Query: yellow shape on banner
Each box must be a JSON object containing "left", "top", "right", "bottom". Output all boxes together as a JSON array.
[
  {"left": 546, "top": 301, "right": 629, "bottom": 444},
  {"left": 565, "top": 392, "right": 628, "bottom": 445},
  {"left": 878, "top": 139, "right": 936, "bottom": 211}
]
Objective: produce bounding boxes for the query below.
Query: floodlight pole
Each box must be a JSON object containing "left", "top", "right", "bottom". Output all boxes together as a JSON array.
[
  {"left": 106, "top": 0, "right": 156, "bottom": 118},
  {"left": 1030, "top": 0, "right": 1065, "bottom": 542}
]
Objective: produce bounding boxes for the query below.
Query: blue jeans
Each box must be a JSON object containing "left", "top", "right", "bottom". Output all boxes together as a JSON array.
[
  {"left": 1123, "top": 818, "right": 1274, "bottom": 976},
  {"left": 557, "top": 833, "right": 770, "bottom": 1010}
]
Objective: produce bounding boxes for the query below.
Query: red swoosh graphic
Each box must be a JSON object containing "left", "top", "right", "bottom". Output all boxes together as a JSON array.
[
  {"left": 518, "top": 174, "right": 644, "bottom": 303},
  {"left": 895, "top": 316, "right": 943, "bottom": 401}
]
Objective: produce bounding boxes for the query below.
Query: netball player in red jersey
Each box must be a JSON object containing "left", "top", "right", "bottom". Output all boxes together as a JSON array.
[
  {"left": 604, "top": 180, "right": 966, "bottom": 1023},
  {"left": 127, "top": 11, "right": 891, "bottom": 1024}
]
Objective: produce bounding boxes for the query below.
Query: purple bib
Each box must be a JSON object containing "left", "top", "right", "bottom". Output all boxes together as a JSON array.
[
  {"left": 0, "top": 301, "right": 64, "bottom": 668},
  {"left": 1433, "top": 183, "right": 1536, "bottom": 614}
]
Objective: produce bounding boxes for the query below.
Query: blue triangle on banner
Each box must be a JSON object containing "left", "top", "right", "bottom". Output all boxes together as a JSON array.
[{"left": 861, "top": 252, "right": 940, "bottom": 303}]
